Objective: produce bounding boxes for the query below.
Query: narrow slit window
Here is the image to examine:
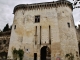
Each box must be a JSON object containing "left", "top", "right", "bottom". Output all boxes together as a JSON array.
[
  {"left": 36, "top": 26, "right": 37, "bottom": 35},
  {"left": 49, "top": 25, "right": 51, "bottom": 44},
  {"left": 67, "top": 23, "right": 70, "bottom": 28},
  {"left": 35, "top": 26, "right": 37, "bottom": 45},
  {"left": 35, "top": 15, "right": 40, "bottom": 23},
  {"left": 49, "top": 25, "right": 50, "bottom": 40},
  {"left": 40, "top": 26, "right": 41, "bottom": 45}
]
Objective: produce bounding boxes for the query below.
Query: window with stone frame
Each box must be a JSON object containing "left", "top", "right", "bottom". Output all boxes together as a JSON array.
[{"left": 35, "top": 15, "right": 40, "bottom": 23}]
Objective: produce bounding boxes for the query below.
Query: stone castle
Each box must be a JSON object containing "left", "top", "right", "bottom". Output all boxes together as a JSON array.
[{"left": 6, "top": 0, "right": 80, "bottom": 60}]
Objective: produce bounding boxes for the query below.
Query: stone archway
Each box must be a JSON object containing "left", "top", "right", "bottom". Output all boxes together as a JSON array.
[{"left": 40, "top": 46, "right": 51, "bottom": 60}]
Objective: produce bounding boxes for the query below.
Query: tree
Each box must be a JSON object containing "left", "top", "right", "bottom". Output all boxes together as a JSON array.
[
  {"left": 3, "top": 23, "right": 9, "bottom": 32},
  {"left": 9, "top": 25, "right": 12, "bottom": 30}
]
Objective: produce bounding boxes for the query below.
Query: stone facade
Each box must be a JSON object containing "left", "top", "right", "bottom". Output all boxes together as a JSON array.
[
  {"left": 0, "top": 31, "right": 11, "bottom": 59},
  {"left": 8, "top": 0, "right": 79, "bottom": 60}
]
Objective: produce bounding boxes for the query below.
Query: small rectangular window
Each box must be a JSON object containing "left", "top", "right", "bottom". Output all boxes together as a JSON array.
[
  {"left": 35, "top": 15, "right": 40, "bottom": 23},
  {"left": 67, "top": 23, "right": 70, "bottom": 28},
  {"left": 14, "top": 25, "right": 16, "bottom": 29}
]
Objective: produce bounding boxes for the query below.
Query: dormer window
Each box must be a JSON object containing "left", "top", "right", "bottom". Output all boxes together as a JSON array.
[{"left": 35, "top": 15, "right": 40, "bottom": 23}]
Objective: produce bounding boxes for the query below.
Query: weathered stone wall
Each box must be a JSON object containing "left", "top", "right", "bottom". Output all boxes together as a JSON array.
[{"left": 57, "top": 6, "right": 79, "bottom": 60}]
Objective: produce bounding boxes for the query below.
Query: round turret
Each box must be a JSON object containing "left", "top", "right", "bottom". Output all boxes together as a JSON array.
[{"left": 57, "top": 1, "right": 79, "bottom": 60}]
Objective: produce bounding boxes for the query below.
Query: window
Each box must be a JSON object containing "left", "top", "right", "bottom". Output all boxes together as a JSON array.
[
  {"left": 35, "top": 15, "right": 40, "bottom": 23},
  {"left": 26, "top": 49, "right": 28, "bottom": 51},
  {"left": 14, "top": 25, "right": 16, "bottom": 29},
  {"left": 40, "top": 26, "right": 41, "bottom": 45},
  {"left": 49, "top": 25, "right": 51, "bottom": 44},
  {"left": 35, "top": 26, "right": 37, "bottom": 45},
  {"left": 67, "top": 22, "right": 70, "bottom": 28}
]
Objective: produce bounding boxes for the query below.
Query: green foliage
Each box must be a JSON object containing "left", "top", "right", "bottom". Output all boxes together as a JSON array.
[
  {"left": 3, "top": 23, "right": 9, "bottom": 32},
  {"left": 12, "top": 48, "right": 18, "bottom": 55},
  {"left": 12, "top": 48, "right": 24, "bottom": 60},
  {"left": 65, "top": 53, "right": 74, "bottom": 60},
  {"left": 12, "top": 48, "right": 18, "bottom": 60},
  {"left": 18, "top": 49, "right": 24, "bottom": 60}
]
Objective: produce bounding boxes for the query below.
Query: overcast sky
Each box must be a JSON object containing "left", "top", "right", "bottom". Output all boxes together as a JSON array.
[{"left": 0, "top": 0, "right": 80, "bottom": 30}]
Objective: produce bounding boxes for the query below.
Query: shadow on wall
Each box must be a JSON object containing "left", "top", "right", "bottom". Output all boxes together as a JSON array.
[
  {"left": 78, "top": 42, "right": 80, "bottom": 56},
  {"left": 0, "top": 51, "right": 7, "bottom": 59}
]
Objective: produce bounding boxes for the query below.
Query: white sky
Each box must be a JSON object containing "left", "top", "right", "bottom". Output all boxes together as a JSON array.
[{"left": 0, "top": 0, "right": 80, "bottom": 30}]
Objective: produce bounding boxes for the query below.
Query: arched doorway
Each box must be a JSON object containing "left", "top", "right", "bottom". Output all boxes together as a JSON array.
[{"left": 40, "top": 46, "right": 51, "bottom": 60}]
